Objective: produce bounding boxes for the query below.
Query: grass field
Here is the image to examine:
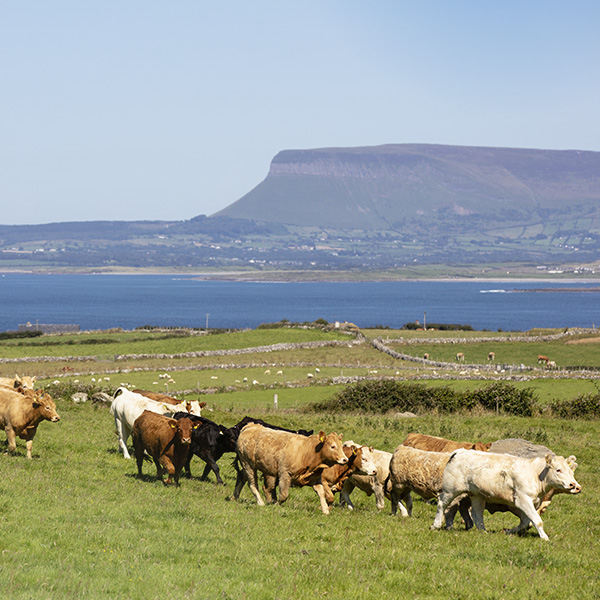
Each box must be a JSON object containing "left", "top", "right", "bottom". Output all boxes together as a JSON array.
[{"left": 1, "top": 326, "right": 599, "bottom": 599}]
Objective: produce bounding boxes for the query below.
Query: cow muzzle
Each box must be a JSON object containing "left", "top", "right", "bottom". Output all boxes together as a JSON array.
[{"left": 570, "top": 482, "right": 582, "bottom": 494}]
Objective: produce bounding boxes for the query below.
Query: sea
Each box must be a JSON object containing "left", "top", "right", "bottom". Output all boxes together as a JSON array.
[{"left": 0, "top": 273, "right": 599, "bottom": 333}]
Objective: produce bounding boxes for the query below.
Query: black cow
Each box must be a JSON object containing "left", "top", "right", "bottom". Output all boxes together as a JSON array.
[{"left": 172, "top": 413, "right": 237, "bottom": 485}]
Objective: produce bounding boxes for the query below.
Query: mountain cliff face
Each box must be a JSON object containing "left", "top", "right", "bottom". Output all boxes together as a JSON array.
[{"left": 215, "top": 144, "right": 600, "bottom": 231}]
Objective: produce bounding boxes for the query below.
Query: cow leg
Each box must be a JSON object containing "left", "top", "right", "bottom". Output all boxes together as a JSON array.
[
  {"left": 432, "top": 490, "right": 460, "bottom": 530},
  {"left": 504, "top": 506, "right": 531, "bottom": 536},
  {"left": 263, "top": 475, "right": 278, "bottom": 503},
  {"left": 114, "top": 419, "right": 132, "bottom": 459},
  {"left": 160, "top": 457, "right": 176, "bottom": 486},
  {"left": 470, "top": 496, "right": 487, "bottom": 532},
  {"left": 456, "top": 496, "right": 473, "bottom": 530},
  {"left": 5, "top": 426, "right": 17, "bottom": 455},
  {"left": 277, "top": 472, "right": 292, "bottom": 505},
  {"left": 373, "top": 480, "right": 387, "bottom": 511},
  {"left": 243, "top": 463, "right": 265, "bottom": 506},
  {"left": 232, "top": 466, "right": 247, "bottom": 500},
  {"left": 312, "top": 484, "right": 331, "bottom": 515},
  {"left": 390, "top": 486, "right": 410, "bottom": 517},
  {"left": 200, "top": 456, "right": 224, "bottom": 485},
  {"left": 340, "top": 479, "right": 355, "bottom": 510},
  {"left": 513, "top": 495, "right": 548, "bottom": 540}
]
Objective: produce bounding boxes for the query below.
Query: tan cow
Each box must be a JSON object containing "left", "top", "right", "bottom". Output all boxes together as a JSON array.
[
  {"left": 402, "top": 432, "right": 491, "bottom": 453},
  {"left": 0, "top": 387, "right": 60, "bottom": 459},
  {"left": 389, "top": 445, "right": 473, "bottom": 528},
  {"left": 132, "top": 410, "right": 200, "bottom": 486},
  {"left": 133, "top": 389, "right": 207, "bottom": 414},
  {"left": 233, "top": 423, "right": 348, "bottom": 514}
]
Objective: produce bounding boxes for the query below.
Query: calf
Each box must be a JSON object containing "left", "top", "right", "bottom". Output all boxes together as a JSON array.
[
  {"left": 389, "top": 445, "right": 473, "bottom": 528},
  {"left": 132, "top": 411, "right": 199, "bottom": 486},
  {"left": 340, "top": 445, "right": 393, "bottom": 511},
  {"left": 431, "top": 449, "right": 581, "bottom": 540},
  {"left": 111, "top": 387, "right": 201, "bottom": 459},
  {"left": 320, "top": 443, "right": 377, "bottom": 509},
  {"left": 233, "top": 423, "right": 347, "bottom": 514},
  {"left": 0, "top": 387, "right": 60, "bottom": 459},
  {"left": 172, "top": 412, "right": 237, "bottom": 484},
  {"left": 402, "top": 432, "right": 491, "bottom": 453}
]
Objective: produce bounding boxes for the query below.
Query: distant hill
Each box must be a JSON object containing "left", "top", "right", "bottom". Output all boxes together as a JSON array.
[
  {"left": 215, "top": 144, "right": 600, "bottom": 232},
  {"left": 2, "top": 143, "right": 600, "bottom": 272}
]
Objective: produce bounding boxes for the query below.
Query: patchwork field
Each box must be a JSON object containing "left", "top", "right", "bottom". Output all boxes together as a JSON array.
[{"left": 1, "top": 326, "right": 598, "bottom": 599}]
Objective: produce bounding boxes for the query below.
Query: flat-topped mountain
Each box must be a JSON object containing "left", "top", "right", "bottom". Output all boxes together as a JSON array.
[{"left": 216, "top": 144, "right": 600, "bottom": 231}]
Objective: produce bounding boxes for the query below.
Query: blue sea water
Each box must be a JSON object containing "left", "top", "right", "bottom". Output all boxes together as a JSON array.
[{"left": 0, "top": 274, "right": 599, "bottom": 332}]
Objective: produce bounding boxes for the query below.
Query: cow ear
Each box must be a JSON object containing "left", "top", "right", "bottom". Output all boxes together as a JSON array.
[
  {"left": 352, "top": 446, "right": 358, "bottom": 455},
  {"left": 545, "top": 453, "right": 553, "bottom": 466},
  {"left": 339, "top": 433, "right": 343, "bottom": 441},
  {"left": 170, "top": 422, "right": 177, "bottom": 430},
  {"left": 319, "top": 431, "right": 326, "bottom": 443},
  {"left": 194, "top": 423, "right": 201, "bottom": 429},
  {"left": 567, "top": 455, "right": 578, "bottom": 469}
]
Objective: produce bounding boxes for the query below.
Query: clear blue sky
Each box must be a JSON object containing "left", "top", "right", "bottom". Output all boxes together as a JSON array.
[{"left": 2, "top": 1, "right": 599, "bottom": 225}]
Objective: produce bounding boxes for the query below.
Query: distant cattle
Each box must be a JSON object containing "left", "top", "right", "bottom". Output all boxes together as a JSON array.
[
  {"left": 110, "top": 387, "right": 202, "bottom": 459},
  {"left": 132, "top": 410, "right": 199, "bottom": 486},
  {"left": 456, "top": 352, "right": 465, "bottom": 362},
  {"left": 0, "top": 387, "right": 60, "bottom": 459},
  {"left": 172, "top": 412, "right": 237, "bottom": 484},
  {"left": 233, "top": 423, "right": 347, "bottom": 514},
  {"left": 320, "top": 443, "right": 377, "bottom": 509},
  {"left": 423, "top": 353, "right": 429, "bottom": 360},
  {"left": 487, "top": 352, "right": 495, "bottom": 361},
  {"left": 0, "top": 375, "right": 37, "bottom": 390},
  {"left": 402, "top": 432, "right": 491, "bottom": 453},
  {"left": 388, "top": 445, "right": 473, "bottom": 528},
  {"left": 431, "top": 449, "right": 581, "bottom": 540},
  {"left": 133, "top": 389, "right": 206, "bottom": 414},
  {"left": 537, "top": 355, "right": 549, "bottom": 364},
  {"left": 340, "top": 446, "right": 393, "bottom": 511}
]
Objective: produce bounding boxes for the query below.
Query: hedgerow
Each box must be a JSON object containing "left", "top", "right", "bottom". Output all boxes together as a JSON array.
[
  {"left": 550, "top": 393, "right": 600, "bottom": 419},
  {"left": 312, "top": 380, "right": 536, "bottom": 416}
]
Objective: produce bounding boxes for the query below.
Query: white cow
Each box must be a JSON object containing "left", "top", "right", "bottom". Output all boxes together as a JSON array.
[
  {"left": 340, "top": 444, "right": 393, "bottom": 511},
  {"left": 431, "top": 449, "right": 581, "bottom": 540},
  {"left": 110, "top": 387, "right": 202, "bottom": 459}
]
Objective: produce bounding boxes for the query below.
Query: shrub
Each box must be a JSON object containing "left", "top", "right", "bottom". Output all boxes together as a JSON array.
[
  {"left": 312, "top": 380, "right": 536, "bottom": 417},
  {"left": 550, "top": 393, "right": 600, "bottom": 419}
]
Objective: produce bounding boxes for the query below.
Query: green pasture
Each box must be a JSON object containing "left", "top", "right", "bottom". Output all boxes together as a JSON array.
[
  {"left": 0, "top": 398, "right": 597, "bottom": 600},
  {"left": 0, "top": 328, "right": 350, "bottom": 359},
  {"left": 392, "top": 335, "right": 600, "bottom": 368}
]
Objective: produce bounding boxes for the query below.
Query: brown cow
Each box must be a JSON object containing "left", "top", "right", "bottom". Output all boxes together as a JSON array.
[
  {"left": 0, "top": 387, "right": 60, "bottom": 459},
  {"left": 133, "top": 389, "right": 207, "bottom": 413},
  {"left": 233, "top": 423, "right": 348, "bottom": 514},
  {"left": 0, "top": 375, "right": 37, "bottom": 390},
  {"left": 537, "top": 355, "right": 549, "bottom": 365},
  {"left": 132, "top": 410, "right": 199, "bottom": 486},
  {"left": 402, "top": 432, "right": 491, "bottom": 453}
]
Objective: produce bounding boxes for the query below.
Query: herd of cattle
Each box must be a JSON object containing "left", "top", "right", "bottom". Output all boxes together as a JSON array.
[{"left": 0, "top": 376, "right": 581, "bottom": 541}]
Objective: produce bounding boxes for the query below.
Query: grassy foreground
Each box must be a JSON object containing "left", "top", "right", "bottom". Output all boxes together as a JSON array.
[{"left": 1, "top": 398, "right": 598, "bottom": 600}]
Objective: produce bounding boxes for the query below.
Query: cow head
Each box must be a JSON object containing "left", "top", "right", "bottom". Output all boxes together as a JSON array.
[
  {"left": 474, "top": 442, "right": 492, "bottom": 452},
  {"left": 543, "top": 454, "right": 581, "bottom": 494},
  {"left": 169, "top": 417, "right": 198, "bottom": 446},
  {"left": 317, "top": 431, "right": 347, "bottom": 466},
  {"left": 32, "top": 392, "right": 60, "bottom": 422}
]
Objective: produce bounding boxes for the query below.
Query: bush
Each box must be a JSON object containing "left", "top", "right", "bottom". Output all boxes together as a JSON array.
[
  {"left": 550, "top": 393, "right": 600, "bottom": 419},
  {"left": 313, "top": 380, "right": 536, "bottom": 417},
  {"left": 0, "top": 330, "right": 44, "bottom": 340}
]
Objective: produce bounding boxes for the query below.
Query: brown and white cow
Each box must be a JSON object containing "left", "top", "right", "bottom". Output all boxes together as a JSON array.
[
  {"left": 456, "top": 352, "right": 465, "bottom": 362},
  {"left": 233, "top": 423, "right": 347, "bottom": 514},
  {"left": 487, "top": 352, "right": 495, "bottom": 362},
  {"left": 431, "top": 449, "right": 581, "bottom": 540},
  {"left": 132, "top": 410, "right": 200, "bottom": 486},
  {"left": 402, "top": 432, "right": 491, "bottom": 453},
  {"left": 0, "top": 387, "right": 60, "bottom": 459},
  {"left": 340, "top": 446, "right": 393, "bottom": 511},
  {"left": 320, "top": 443, "right": 377, "bottom": 509},
  {"left": 389, "top": 445, "right": 473, "bottom": 528}
]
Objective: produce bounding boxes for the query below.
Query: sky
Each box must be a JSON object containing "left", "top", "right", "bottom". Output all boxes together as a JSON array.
[{"left": 2, "top": 1, "right": 599, "bottom": 225}]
